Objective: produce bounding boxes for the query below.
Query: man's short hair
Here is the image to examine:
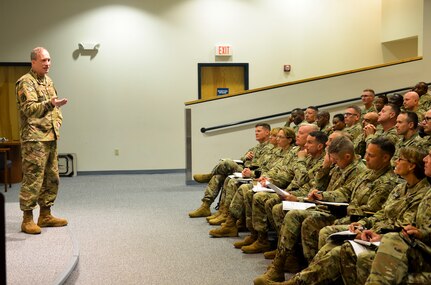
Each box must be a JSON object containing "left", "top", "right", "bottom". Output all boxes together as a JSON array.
[
  {"left": 328, "top": 136, "right": 354, "bottom": 155},
  {"left": 255, "top": 123, "right": 271, "bottom": 131},
  {"left": 333, "top": 113, "right": 345, "bottom": 122},
  {"left": 401, "top": 111, "right": 419, "bottom": 129},
  {"left": 307, "top": 106, "right": 319, "bottom": 112},
  {"left": 363, "top": 89, "right": 375, "bottom": 96},
  {"left": 386, "top": 103, "right": 401, "bottom": 117},
  {"left": 369, "top": 137, "right": 396, "bottom": 158},
  {"left": 308, "top": 131, "right": 328, "bottom": 146},
  {"left": 347, "top": 105, "right": 362, "bottom": 117}
]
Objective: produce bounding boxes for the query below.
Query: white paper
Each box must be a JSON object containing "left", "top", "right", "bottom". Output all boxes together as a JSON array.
[
  {"left": 252, "top": 183, "right": 274, "bottom": 193},
  {"left": 315, "top": 200, "right": 349, "bottom": 206},
  {"left": 282, "top": 201, "right": 316, "bottom": 211},
  {"left": 267, "top": 183, "right": 290, "bottom": 197}
]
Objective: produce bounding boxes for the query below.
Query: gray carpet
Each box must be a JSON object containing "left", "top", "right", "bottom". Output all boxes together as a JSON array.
[{"left": 3, "top": 174, "right": 293, "bottom": 285}]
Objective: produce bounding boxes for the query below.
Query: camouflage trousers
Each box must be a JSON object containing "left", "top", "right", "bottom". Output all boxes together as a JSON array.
[
  {"left": 202, "top": 159, "right": 243, "bottom": 204},
  {"left": 20, "top": 141, "right": 60, "bottom": 211},
  {"left": 278, "top": 209, "right": 336, "bottom": 264},
  {"left": 290, "top": 242, "right": 344, "bottom": 285},
  {"left": 364, "top": 232, "right": 431, "bottom": 285},
  {"left": 229, "top": 183, "right": 251, "bottom": 220},
  {"left": 219, "top": 177, "right": 240, "bottom": 209},
  {"left": 249, "top": 191, "right": 278, "bottom": 234},
  {"left": 339, "top": 241, "right": 375, "bottom": 285},
  {"left": 211, "top": 159, "right": 243, "bottom": 176},
  {"left": 318, "top": 224, "right": 350, "bottom": 250},
  {"left": 268, "top": 198, "right": 283, "bottom": 234},
  {"left": 202, "top": 174, "right": 225, "bottom": 204}
]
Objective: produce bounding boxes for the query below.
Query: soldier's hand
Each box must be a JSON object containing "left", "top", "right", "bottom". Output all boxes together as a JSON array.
[
  {"left": 348, "top": 222, "right": 363, "bottom": 233},
  {"left": 361, "top": 230, "right": 381, "bottom": 242},
  {"left": 322, "top": 153, "right": 332, "bottom": 168},
  {"left": 246, "top": 151, "right": 254, "bottom": 160},
  {"left": 297, "top": 149, "right": 308, "bottom": 159},
  {"left": 283, "top": 194, "right": 297, "bottom": 202},
  {"left": 242, "top": 168, "right": 251, "bottom": 178},
  {"left": 307, "top": 189, "right": 322, "bottom": 201},
  {"left": 363, "top": 124, "right": 376, "bottom": 137},
  {"left": 51, "top": 96, "right": 68, "bottom": 107},
  {"left": 403, "top": 225, "right": 423, "bottom": 240}
]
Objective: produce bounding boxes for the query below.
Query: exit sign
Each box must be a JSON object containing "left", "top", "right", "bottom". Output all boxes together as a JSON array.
[{"left": 215, "top": 45, "right": 232, "bottom": 56}]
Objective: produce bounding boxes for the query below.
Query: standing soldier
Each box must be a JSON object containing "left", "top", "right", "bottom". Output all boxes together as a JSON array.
[{"left": 16, "top": 47, "right": 68, "bottom": 234}]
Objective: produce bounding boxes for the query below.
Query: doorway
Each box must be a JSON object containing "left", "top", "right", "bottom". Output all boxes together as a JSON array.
[{"left": 198, "top": 63, "right": 249, "bottom": 100}]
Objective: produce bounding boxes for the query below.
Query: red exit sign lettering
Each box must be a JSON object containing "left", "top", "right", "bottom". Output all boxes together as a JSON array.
[{"left": 215, "top": 45, "right": 232, "bottom": 56}]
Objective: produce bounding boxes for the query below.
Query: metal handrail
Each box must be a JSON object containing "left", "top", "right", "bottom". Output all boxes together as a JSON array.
[{"left": 200, "top": 83, "right": 430, "bottom": 133}]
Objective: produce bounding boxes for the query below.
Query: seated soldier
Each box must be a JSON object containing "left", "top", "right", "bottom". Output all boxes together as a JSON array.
[
  {"left": 254, "top": 137, "right": 398, "bottom": 284},
  {"left": 331, "top": 113, "right": 346, "bottom": 133},
  {"left": 207, "top": 127, "right": 294, "bottom": 226},
  {"left": 353, "top": 111, "right": 379, "bottom": 157},
  {"left": 361, "top": 88, "right": 377, "bottom": 115},
  {"left": 189, "top": 123, "right": 272, "bottom": 218},
  {"left": 413, "top": 81, "right": 431, "bottom": 113},
  {"left": 266, "top": 146, "right": 428, "bottom": 285},
  {"left": 284, "top": 108, "right": 305, "bottom": 133},
  {"left": 343, "top": 105, "right": 362, "bottom": 141},
  {"left": 374, "top": 94, "right": 388, "bottom": 113},
  {"left": 208, "top": 124, "right": 317, "bottom": 238},
  {"left": 392, "top": 111, "right": 424, "bottom": 164},
  {"left": 304, "top": 106, "right": 318, "bottom": 124},
  {"left": 403, "top": 91, "right": 425, "bottom": 122},
  {"left": 316, "top": 110, "right": 332, "bottom": 136}
]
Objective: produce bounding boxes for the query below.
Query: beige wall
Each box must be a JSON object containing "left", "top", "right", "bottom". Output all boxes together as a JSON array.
[{"left": 0, "top": 0, "right": 424, "bottom": 172}]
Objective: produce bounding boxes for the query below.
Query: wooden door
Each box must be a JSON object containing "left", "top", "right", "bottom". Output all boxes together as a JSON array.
[
  {"left": 0, "top": 63, "right": 30, "bottom": 141},
  {"left": 198, "top": 63, "right": 249, "bottom": 100}
]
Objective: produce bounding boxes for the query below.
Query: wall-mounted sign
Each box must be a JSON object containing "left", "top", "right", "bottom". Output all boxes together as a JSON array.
[
  {"left": 215, "top": 45, "right": 232, "bottom": 56},
  {"left": 217, "top": 88, "right": 229, "bottom": 96}
]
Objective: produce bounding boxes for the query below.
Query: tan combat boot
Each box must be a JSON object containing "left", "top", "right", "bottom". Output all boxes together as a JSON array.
[
  {"left": 193, "top": 173, "right": 213, "bottom": 183},
  {"left": 208, "top": 204, "right": 228, "bottom": 225},
  {"left": 253, "top": 251, "right": 286, "bottom": 284},
  {"left": 263, "top": 249, "right": 277, "bottom": 259},
  {"left": 37, "top": 207, "right": 68, "bottom": 227},
  {"left": 188, "top": 201, "right": 211, "bottom": 218},
  {"left": 206, "top": 210, "right": 221, "bottom": 222},
  {"left": 241, "top": 232, "right": 270, "bottom": 253},
  {"left": 209, "top": 215, "right": 238, "bottom": 237},
  {"left": 21, "top": 210, "right": 42, "bottom": 234},
  {"left": 233, "top": 231, "right": 258, "bottom": 249}
]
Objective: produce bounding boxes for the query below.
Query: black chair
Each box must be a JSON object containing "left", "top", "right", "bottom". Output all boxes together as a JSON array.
[{"left": 0, "top": 148, "right": 12, "bottom": 192}]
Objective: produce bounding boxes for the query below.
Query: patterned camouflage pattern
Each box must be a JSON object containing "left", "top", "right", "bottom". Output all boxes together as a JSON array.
[
  {"left": 363, "top": 187, "right": 431, "bottom": 285},
  {"left": 201, "top": 141, "right": 273, "bottom": 204},
  {"left": 339, "top": 179, "right": 431, "bottom": 284},
  {"left": 16, "top": 70, "right": 62, "bottom": 142},
  {"left": 16, "top": 69, "right": 63, "bottom": 211},
  {"left": 344, "top": 122, "right": 362, "bottom": 141},
  {"left": 419, "top": 93, "right": 431, "bottom": 113},
  {"left": 229, "top": 182, "right": 251, "bottom": 220},
  {"left": 391, "top": 133, "right": 425, "bottom": 166},
  {"left": 267, "top": 147, "right": 302, "bottom": 189},
  {"left": 362, "top": 104, "right": 377, "bottom": 115},
  {"left": 19, "top": 141, "right": 59, "bottom": 210},
  {"left": 250, "top": 152, "right": 325, "bottom": 237},
  {"left": 321, "top": 165, "right": 398, "bottom": 217}
]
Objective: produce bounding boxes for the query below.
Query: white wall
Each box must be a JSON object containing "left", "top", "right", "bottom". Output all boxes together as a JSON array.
[{"left": 0, "top": 0, "right": 422, "bottom": 172}]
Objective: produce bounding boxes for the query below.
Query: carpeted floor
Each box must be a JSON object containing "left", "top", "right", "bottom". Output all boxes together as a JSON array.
[{"left": 3, "top": 173, "right": 293, "bottom": 285}]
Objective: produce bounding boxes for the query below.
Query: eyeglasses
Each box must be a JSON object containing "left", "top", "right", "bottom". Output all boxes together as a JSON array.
[
  {"left": 344, "top": 113, "right": 358, "bottom": 117},
  {"left": 423, "top": 116, "right": 431, "bottom": 122},
  {"left": 276, "top": 135, "right": 288, "bottom": 139}
]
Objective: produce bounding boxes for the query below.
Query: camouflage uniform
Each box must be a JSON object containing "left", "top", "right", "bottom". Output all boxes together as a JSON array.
[
  {"left": 391, "top": 133, "right": 424, "bottom": 166},
  {"left": 201, "top": 141, "right": 272, "bottom": 205},
  {"left": 345, "top": 122, "right": 362, "bottom": 141},
  {"left": 317, "top": 165, "right": 398, "bottom": 250},
  {"left": 16, "top": 69, "right": 63, "bottom": 211},
  {"left": 362, "top": 104, "right": 377, "bottom": 116},
  {"left": 364, "top": 188, "right": 431, "bottom": 285},
  {"left": 270, "top": 158, "right": 365, "bottom": 265},
  {"left": 220, "top": 146, "right": 290, "bottom": 217},
  {"left": 339, "top": 178, "right": 431, "bottom": 285},
  {"left": 419, "top": 92, "right": 431, "bottom": 113},
  {"left": 248, "top": 152, "right": 325, "bottom": 238},
  {"left": 287, "top": 178, "right": 429, "bottom": 285}
]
